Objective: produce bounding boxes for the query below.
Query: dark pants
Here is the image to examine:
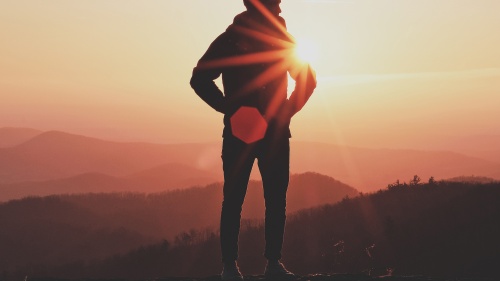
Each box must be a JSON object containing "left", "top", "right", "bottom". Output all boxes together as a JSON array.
[{"left": 220, "top": 135, "right": 290, "bottom": 262}]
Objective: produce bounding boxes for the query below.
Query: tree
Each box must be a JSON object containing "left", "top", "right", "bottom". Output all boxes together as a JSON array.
[{"left": 409, "top": 175, "right": 421, "bottom": 186}]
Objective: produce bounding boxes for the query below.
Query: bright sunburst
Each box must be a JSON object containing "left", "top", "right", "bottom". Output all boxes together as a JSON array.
[{"left": 294, "top": 37, "right": 319, "bottom": 64}]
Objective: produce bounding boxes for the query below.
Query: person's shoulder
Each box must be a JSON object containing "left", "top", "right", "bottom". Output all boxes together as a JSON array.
[
  {"left": 209, "top": 30, "right": 234, "bottom": 48},
  {"left": 213, "top": 30, "right": 230, "bottom": 42},
  {"left": 277, "top": 16, "right": 287, "bottom": 29},
  {"left": 203, "top": 29, "right": 240, "bottom": 59}
]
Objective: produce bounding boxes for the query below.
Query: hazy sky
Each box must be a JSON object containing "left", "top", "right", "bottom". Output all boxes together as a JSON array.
[{"left": 1, "top": 0, "right": 499, "bottom": 149}]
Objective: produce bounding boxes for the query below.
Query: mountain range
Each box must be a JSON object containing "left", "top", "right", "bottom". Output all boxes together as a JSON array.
[{"left": 1, "top": 127, "right": 500, "bottom": 196}]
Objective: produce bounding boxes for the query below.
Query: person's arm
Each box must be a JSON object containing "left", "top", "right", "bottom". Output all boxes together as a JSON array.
[
  {"left": 281, "top": 17, "right": 317, "bottom": 118},
  {"left": 287, "top": 63, "right": 317, "bottom": 117},
  {"left": 190, "top": 35, "right": 228, "bottom": 114}
]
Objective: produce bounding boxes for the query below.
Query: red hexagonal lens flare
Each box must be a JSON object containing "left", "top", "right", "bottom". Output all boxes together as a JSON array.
[{"left": 230, "top": 106, "right": 268, "bottom": 144}]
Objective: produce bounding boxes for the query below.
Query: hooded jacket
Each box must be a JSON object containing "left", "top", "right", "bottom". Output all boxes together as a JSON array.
[{"left": 190, "top": 11, "right": 316, "bottom": 138}]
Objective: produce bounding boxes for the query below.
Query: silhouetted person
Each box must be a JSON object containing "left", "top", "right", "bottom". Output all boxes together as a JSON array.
[{"left": 190, "top": 0, "right": 316, "bottom": 280}]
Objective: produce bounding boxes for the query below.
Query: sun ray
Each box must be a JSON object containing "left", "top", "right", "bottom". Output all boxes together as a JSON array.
[
  {"left": 196, "top": 49, "right": 292, "bottom": 70},
  {"left": 238, "top": 58, "right": 293, "bottom": 96},
  {"left": 288, "top": 63, "right": 316, "bottom": 114},
  {"left": 231, "top": 25, "right": 295, "bottom": 49},
  {"left": 292, "top": 65, "right": 308, "bottom": 113},
  {"left": 264, "top": 77, "right": 289, "bottom": 118},
  {"left": 248, "top": 0, "right": 294, "bottom": 43}
]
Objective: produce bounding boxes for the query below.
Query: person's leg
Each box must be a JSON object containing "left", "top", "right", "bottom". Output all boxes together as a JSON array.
[
  {"left": 221, "top": 136, "right": 256, "bottom": 263},
  {"left": 257, "top": 136, "right": 290, "bottom": 261}
]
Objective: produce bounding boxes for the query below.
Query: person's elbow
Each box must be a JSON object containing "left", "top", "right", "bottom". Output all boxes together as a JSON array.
[
  {"left": 190, "top": 67, "right": 219, "bottom": 91},
  {"left": 308, "top": 77, "right": 317, "bottom": 93},
  {"left": 306, "top": 65, "right": 317, "bottom": 94},
  {"left": 190, "top": 71, "right": 203, "bottom": 91}
]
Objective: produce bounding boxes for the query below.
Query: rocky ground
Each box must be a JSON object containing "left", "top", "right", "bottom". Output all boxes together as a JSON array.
[{"left": 26, "top": 274, "right": 496, "bottom": 281}]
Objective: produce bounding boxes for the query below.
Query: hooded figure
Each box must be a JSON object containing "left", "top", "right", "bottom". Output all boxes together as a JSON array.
[{"left": 190, "top": 0, "right": 316, "bottom": 280}]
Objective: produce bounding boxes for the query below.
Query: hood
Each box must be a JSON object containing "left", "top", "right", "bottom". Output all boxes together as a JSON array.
[
  {"left": 227, "top": 11, "right": 256, "bottom": 31},
  {"left": 228, "top": 11, "right": 285, "bottom": 30},
  {"left": 226, "top": 11, "right": 289, "bottom": 42}
]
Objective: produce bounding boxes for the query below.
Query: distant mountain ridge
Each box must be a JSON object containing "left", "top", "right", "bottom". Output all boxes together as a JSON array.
[
  {"left": 290, "top": 142, "right": 500, "bottom": 191},
  {"left": 0, "top": 127, "right": 43, "bottom": 147},
  {"left": 0, "top": 130, "right": 222, "bottom": 184},
  {"left": 1, "top": 128, "right": 500, "bottom": 191},
  {"left": 0, "top": 163, "right": 219, "bottom": 202},
  {"left": 126, "top": 162, "right": 218, "bottom": 190},
  {"left": 445, "top": 175, "right": 498, "bottom": 184},
  {"left": 434, "top": 134, "right": 500, "bottom": 163}
]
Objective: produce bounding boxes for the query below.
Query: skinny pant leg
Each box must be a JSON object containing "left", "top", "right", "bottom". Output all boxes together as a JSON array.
[
  {"left": 258, "top": 137, "right": 290, "bottom": 260},
  {"left": 220, "top": 136, "right": 256, "bottom": 262}
]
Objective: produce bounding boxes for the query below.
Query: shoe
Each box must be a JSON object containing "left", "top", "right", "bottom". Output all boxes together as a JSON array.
[
  {"left": 221, "top": 260, "right": 244, "bottom": 281},
  {"left": 264, "top": 260, "right": 296, "bottom": 280}
]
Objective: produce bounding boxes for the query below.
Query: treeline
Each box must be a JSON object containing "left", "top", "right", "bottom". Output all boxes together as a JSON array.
[
  {"left": 7, "top": 178, "right": 499, "bottom": 280},
  {"left": 0, "top": 172, "right": 357, "bottom": 278}
]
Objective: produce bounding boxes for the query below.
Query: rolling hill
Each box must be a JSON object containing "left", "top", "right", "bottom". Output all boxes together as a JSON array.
[
  {"left": 0, "top": 163, "right": 219, "bottom": 202},
  {"left": 0, "top": 127, "right": 42, "bottom": 147},
  {"left": 0, "top": 130, "right": 222, "bottom": 184},
  {"left": 433, "top": 134, "right": 500, "bottom": 163},
  {"left": 0, "top": 172, "right": 357, "bottom": 274},
  {"left": 26, "top": 180, "right": 498, "bottom": 280},
  {"left": 126, "top": 162, "right": 219, "bottom": 190},
  {"left": 1, "top": 129, "right": 500, "bottom": 192},
  {"left": 290, "top": 142, "right": 500, "bottom": 191}
]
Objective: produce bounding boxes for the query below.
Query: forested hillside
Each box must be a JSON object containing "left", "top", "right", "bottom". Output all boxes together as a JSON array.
[
  {"left": 11, "top": 179, "right": 498, "bottom": 280},
  {"left": 0, "top": 172, "right": 357, "bottom": 278}
]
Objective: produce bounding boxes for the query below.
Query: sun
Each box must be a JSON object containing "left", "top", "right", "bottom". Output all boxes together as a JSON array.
[{"left": 293, "top": 37, "right": 319, "bottom": 64}]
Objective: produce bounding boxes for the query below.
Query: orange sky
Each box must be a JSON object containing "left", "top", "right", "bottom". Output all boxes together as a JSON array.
[{"left": 1, "top": 0, "right": 500, "bottom": 149}]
